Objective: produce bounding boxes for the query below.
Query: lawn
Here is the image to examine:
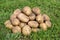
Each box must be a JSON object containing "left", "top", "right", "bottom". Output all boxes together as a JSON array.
[{"left": 0, "top": 0, "right": 60, "bottom": 40}]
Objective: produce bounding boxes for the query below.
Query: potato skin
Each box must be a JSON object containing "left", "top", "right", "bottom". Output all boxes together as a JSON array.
[
  {"left": 36, "top": 14, "right": 43, "bottom": 23},
  {"left": 29, "top": 13, "right": 36, "bottom": 21},
  {"left": 12, "top": 26, "right": 21, "bottom": 33},
  {"left": 11, "top": 18, "right": 20, "bottom": 26},
  {"left": 28, "top": 21, "right": 39, "bottom": 28},
  {"left": 32, "top": 28, "right": 40, "bottom": 32},
  {"left": 4, "top": 20, "right": 13, "bottom": 29},
  {"left": 22, "top": 25, "right": 31, "bottom": 35},
  {"left": 40, "top": 23, "right": 47, "bottom": 31},
  {"left": 10, "top": 9, "right": 21, "bottom": 20},
  {"left": 19, "top": 22, "right": 26, "bottom": 28},
  {"left": 22, "top": 6, "right": 32, "bottom": 16},
  {"left": 17, "top": 13, "right": 29, "bottom": 22},
  {"left": 10, "top": 14, "right": 16, "bottom": 20},
  {"left": 45, "top": 21, "right": 51, "bottom": 27},
  {"left": 13, "top": 9, "right": 21, "bottom": 15},
  {"left": 32, "top": 7, "right": 40, "bottom": 15},
  {"left": 42, "top": 14, "right": 50, "bottom": 21}
]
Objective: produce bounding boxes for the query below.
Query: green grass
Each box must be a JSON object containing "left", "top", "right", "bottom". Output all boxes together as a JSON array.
[{"left": 0, "top": 0, "right": 60, "bottom": 40}]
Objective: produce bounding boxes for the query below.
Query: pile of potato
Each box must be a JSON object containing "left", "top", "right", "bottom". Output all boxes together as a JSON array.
[{"left": 4, "top": 6, "right": 51, "bottom": 36}]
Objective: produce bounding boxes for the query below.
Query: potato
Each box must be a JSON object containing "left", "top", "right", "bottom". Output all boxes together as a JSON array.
[
  {"left": 36, "top": 14, "right": 43, "bottom": 23},
  {"left": 12, "top": 26, "right": 21, "bottom": 33},
  {"left": 10, "top": 14, "right": 16, "bottom": 20},
  {"left": 13, "top": 9, "right": 21, "bottom": 15},
  {"left": 4, "top": 20, "right": 13, "bottom": 29},
  {"left": 22, "top": 6, "right": 32, "bottom": 15},
  {"left": 45, "top": 21, "right": 51, "bottom": 27},
  {"left": 40, "top": 23, "right": 47, "bottom": 31},
  {"left": 42, "top": 14, "right": 50, "bottom": 21},
  {"left": 29, "top": 13, "right": 36, "bottom": 20},
  {"left": 11, "top": 18, "right": 20, "bottom": 26},
  {"left": 10, "top": 9, "right": 21, "bottom": 20},
  {"left": 28, "top": 21, "right": 39, "bottom": 27},
  {"left": 22, "top": 25, "right": 31, "bottom": 35},
  {"left": 17, "top": 13, "right": 29, "bottom": 22},
  {"left": 32, "top": 28, "right": 40, "bottom": 32},
  {"left": 32, "top": 7, "right": 40, "bottom": 15},
  {"left": 19, "top": 22, "right": 26, "bottom": 28}
]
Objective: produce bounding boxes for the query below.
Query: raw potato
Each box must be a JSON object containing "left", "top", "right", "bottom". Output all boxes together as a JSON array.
[
  {"left": 17, "top": 13, "right": 29, "bottom": 22},
  {"left": 10, "top": 14, "right": 16, "bottom": 20},
  {"left": 11, "top": 18, "right": 20, "bottom": 26},
  {"left": 10, "top": 9, "right": 21, "bottom": 20},
  {"left": 42, "top": 14, "right": 50, "bottom": 21},
  {"left": 22, "top": 6, "right": 32, "bottom": 15},
  {"left": 28, "top": 21, "right": 39, "bottom": 27},
  {"left": 45, "top": 21, "right": 51, "bottom": 27},
  {"left": 13, "top": 9, "right": 21, "bottom": 15},
  {"left": 19, "top": 22, "right": 26, "bottom": 28},
  {"left": 29, "top": 13, "right": 36, "bottom": 20},
  {"left": 36, "top": 14, "right": 43, "bottom": 23},
  {"left": 40, "top": 23, "right": 47, "bottom": 31},
  {"left": 12, "top": 26, "right": 21, "bottom": 33},
  {"left": 32, "top": 7, "right": 40, "bottom": 15},
  {"left": 22, "top": 25, "right": 31, "bottom": 35},
  {"left": 4, "top": 20, "right": 13, "bottom": 29},
  {"left": 32, "top": 28, "right": 40, "bottom": 32}
]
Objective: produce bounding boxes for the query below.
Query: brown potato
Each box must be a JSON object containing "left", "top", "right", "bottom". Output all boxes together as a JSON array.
[
  {"left": 36, "top": 14, "right": 43, "bottom": 23},
  {"left": 22, "top": 6, "right": 32, "bottom": 15},
  {"left": 40, "top": 23, "right": 47, "bottom": 31},
  {"left": 32, "top": 28, "right": 40, "bottom": 32},
  {"left": 10, "top": 9, "right": 21, "bottom": 20},
  {"left": 17, "top": 13, "right": 29, "bottom": 22},
  {"left": 11, "top": 18, "right": 20, "bottom": 26},
  {"left": 29, "top": 13, "right": 36, "bottom": 20},
  {"left": 32, "top": 7, "right": 40, "bottom": 15},
  {"left": 12, "top": 26, "right": 21, "bottom": 33},
  {"left": 42, "top": 14, "right": 50, "bottom": 21},
  {"left": 13, "top": 9, "right": 21, "bottom": 15},
  {"left": 45, "top": 21, "right": 51, "bottom": 27},
  {"left": 28, "top": 21, "right": 39, "bottom": 27},
  {"left": 10, "top": 14, "right": 16, "bottom": 20},
  {"left": 4, "top": 20, "right": 13, "bottom": 29},
  {"left": 22, "top": 25, "right": 31, "bottom": 35},
  {"left": 19, "top": 22, "right": 26, "bottom": 28}
]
